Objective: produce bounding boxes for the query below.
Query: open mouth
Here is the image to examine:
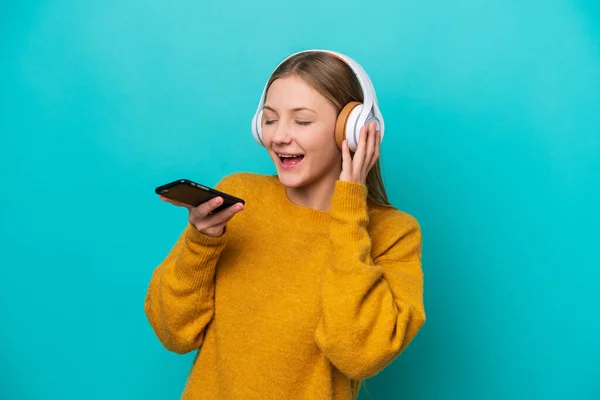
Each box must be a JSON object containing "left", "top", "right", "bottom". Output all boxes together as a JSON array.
[{"left": 276, "top": 153, "right": 305, "bottom": 168}]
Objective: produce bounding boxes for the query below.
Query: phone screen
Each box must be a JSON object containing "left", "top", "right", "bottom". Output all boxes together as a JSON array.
[
  {"left": 160, "top": 184, "right": 214, "bottom": 206},
  {"left": 158, "top": 182, "right": 239, "bottom": 212}
]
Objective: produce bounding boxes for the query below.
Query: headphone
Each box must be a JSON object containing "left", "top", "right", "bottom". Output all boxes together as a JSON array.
[{"left": 251, "top": 49, "right": 384, "bottom": 152}]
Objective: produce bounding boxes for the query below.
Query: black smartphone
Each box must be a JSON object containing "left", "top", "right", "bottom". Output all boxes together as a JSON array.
[{"left": 155, "top": 179, "right": 245, "bottom": 213}]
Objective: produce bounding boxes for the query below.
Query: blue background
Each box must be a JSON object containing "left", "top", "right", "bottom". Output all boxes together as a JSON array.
[{"left": 1, "top": 0, "right": 599, "bottom": 399}]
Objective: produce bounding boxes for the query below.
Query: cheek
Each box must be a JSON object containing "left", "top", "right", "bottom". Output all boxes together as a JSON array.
[
  {"left": 304, "top": 127, "right": 340, "bottom": 162},
  {"left": 261, "top": 125, "right": 276, "bottom": 147}
]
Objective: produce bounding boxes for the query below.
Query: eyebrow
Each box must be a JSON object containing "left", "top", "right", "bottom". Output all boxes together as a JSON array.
[{"left": 264, "top": 105, "right": 317, "bottom": 114}]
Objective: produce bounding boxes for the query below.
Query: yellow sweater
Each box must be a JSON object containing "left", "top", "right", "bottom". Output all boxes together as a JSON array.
[{"left": 144, "top": 172, "right": 425, "bottom": 400}]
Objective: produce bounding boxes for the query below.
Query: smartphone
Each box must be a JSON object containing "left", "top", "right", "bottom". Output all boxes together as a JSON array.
[{"left": 155, "top": 179, "right": 245, "bottom": 213}]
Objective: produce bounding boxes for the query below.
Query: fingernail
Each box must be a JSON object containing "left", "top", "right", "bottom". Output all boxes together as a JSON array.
[
  {"left": 214, "top": 197, "right": 223, "bottom": 205},
  {"left": 236, "top": 203, "right": 244, "bottom": 210}
]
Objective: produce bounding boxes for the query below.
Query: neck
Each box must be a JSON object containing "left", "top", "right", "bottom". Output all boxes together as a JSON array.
[{"left": 285, "top": 169, "right": 341, "bottom": 212}]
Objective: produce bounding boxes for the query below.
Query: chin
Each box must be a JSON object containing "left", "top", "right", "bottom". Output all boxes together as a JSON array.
[{"left": 276, "top": 170, "right": 310, "bottom": 188}]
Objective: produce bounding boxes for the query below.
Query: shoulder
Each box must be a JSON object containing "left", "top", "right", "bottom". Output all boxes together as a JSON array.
[
  {"left": 368, "top": 205, "right": 422, "bottom": 261},
  {"left": 369, "top": 205, "right": 420, "bottom": 236}
]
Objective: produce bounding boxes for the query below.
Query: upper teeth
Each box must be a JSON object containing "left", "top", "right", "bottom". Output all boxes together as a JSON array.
[{"left": 278, "top": 154, "right": 301, "bottom": 158}]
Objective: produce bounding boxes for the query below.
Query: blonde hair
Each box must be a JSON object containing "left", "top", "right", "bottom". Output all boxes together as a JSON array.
[{"left": 265, "top": 51, "right": 394, "bottom": 209}]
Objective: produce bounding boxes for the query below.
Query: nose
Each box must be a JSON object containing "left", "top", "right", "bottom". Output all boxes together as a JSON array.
[{"left": 269, "top": 121, "right": 292, "bottom": 145}]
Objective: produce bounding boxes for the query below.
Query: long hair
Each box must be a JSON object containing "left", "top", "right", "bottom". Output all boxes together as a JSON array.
[{"left": 264, "top": 51, "right": 394, "bottom": 209}]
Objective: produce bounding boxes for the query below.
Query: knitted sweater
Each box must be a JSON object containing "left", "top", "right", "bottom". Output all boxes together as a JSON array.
[{"left": 144, "top": 172, "right": 425, "bottom": 400}]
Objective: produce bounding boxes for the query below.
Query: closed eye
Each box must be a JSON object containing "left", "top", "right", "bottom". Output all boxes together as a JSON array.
[{"left": 264, "top": 120, "right": 311, "bottom": 126}]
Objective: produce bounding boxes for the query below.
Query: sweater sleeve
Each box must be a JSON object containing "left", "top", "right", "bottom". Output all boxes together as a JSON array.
[
  {"left": 314, "top": 180, "right": 426, "bottom": 380},
  {"left": 144, "top": 176, "right": 237, "bottom": 354}
]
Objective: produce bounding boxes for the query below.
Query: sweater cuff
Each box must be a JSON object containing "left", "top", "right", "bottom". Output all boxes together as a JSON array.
[
  {"left": 330, "top": 180, "right": 368, "bottom": 218},
  {"left": 184, "top": 223, "right": 228, "bottom": 246},
  {"left": 176, "top": 223, "right": 227, "bottom": 288},
  {"left": 328, "top": 180, "right": 373, "bottom": 270}
]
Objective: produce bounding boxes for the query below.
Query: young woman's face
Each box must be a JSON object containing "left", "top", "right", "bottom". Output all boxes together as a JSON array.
[{"left": 261, "top": 75, "right": 342, "bottom": 189}]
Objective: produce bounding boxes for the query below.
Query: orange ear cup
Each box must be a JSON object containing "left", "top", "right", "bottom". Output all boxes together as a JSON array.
[{"left": 334, "top": 102, "right": 361, "bottom": 150}]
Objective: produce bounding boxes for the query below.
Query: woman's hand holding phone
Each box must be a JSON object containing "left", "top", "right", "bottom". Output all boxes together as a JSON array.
[{"left": 160, "top": 195, "right": 244, "bottom": 238}]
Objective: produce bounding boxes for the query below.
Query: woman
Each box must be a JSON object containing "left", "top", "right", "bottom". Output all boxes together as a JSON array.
[{"left": 144, "top": 50, "right": 426, "bottom": 400}]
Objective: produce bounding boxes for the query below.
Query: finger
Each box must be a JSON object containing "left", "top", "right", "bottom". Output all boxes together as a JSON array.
[
  {"left": 353, "top": 125, "right": 368, "bottom": 173},
  {"left": 210, "top": 202, "right": 244, "bottom": 225},
  {"left": 192, "top": 196, "right": 225, "bottom": 218},
  {"left": 363, "top": 121, "right": 376, "bottom": 174},
  {"left": 368, "top": 129, "right": 381, "bottom": 172},
  {"left": 193, "top": 202, "right": 244, "bottom": 230},
  {"left": 341, "top": 140, "right": 352, "bottom": 179}
]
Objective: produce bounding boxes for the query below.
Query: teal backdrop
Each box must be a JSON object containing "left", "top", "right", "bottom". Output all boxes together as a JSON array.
[{"left": 1, "top": 0, "right": 599, "bottom": 399}]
